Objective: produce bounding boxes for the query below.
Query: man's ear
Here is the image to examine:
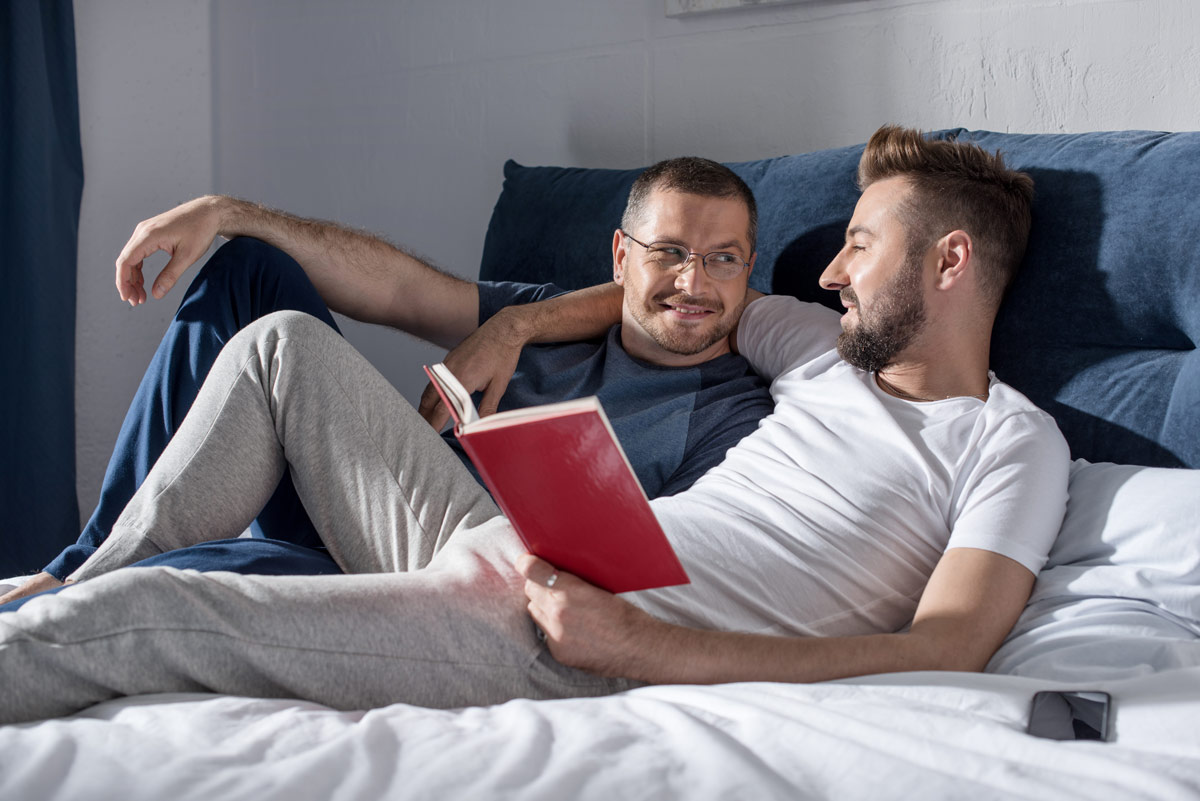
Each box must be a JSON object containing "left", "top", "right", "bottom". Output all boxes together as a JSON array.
[
  {"left": 613, "top": 229, "right": 627, "bottom": 286},
  {"left": 934, "top": 230, "right": 972, "bottom": 290}
]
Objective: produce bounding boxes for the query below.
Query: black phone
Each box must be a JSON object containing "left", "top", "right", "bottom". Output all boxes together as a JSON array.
[{"left": 1026, "top": 690, "right": 1112, "bottom": 741}]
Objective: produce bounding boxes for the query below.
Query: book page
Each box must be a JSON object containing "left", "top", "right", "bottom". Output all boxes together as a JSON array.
[
  {"left": 425, "top": 363, "right": 479, "bottom": 426},
  {"left": 464, "top": 397, "right": 600, "bottom": 433}
]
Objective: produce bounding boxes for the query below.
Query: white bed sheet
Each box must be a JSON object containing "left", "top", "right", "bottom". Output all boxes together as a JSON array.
[{"left": 2, "top": 665, "right": 1198, "bottom": 801}]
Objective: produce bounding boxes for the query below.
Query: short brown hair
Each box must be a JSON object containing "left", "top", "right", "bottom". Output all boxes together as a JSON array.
[
  {"left": 858, "top": 125, "right": 1034, "bottom": 304},
  {"left": 622, "top": 157, "right": 758, "bottom": 252}
]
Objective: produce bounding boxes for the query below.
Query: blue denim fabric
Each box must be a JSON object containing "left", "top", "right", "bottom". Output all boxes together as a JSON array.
[
  {"left": 44, "top": 238, "right": 343, "bottom": 579},
  {"left": 4, "top": 539, "right": 344, "bottom": 613}
]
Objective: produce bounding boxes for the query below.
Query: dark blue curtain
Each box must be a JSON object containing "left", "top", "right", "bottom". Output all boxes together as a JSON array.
[{"left": 0, "top": 0, "right": 83, "bottom": 575}]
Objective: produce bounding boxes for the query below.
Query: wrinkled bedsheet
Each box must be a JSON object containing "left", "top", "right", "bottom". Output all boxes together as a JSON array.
[{"left": 3, "top": 666, "right": 1198, "bottom": 800}]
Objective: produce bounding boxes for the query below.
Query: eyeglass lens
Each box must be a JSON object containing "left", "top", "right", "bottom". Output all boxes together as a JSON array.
[{"left": 642, "top": 244, "right": 746, "bottom": 280}]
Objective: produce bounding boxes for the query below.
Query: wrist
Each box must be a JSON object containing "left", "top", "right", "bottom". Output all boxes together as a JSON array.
[
  {"left": 614, "top": 606, "right": 676, "bottom": 683},
  {"left": 492, "top": 304, "right": 537, "bottom": 347},
  {"left": 205, "top": 194, "right": 239, "bottom": 237}
]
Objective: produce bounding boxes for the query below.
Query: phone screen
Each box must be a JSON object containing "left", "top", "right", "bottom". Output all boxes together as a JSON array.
[{"left": 1026, "top": 690, "right": 1112, "bottom": 741}]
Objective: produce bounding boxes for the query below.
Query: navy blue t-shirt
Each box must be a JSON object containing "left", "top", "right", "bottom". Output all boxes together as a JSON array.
[{"left": 447, "top": 281, "right": 774, "bottom": 499}]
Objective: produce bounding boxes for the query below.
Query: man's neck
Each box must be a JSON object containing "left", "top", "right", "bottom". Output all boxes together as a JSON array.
[
  {"left": 868, "top": 303, "right": 998, "bottom": 401},
  {"left": 875, "top": 337, "right": 992, "bottom": 402},
  {"left": 874, "top": 367, "right": 990, "bottom": 402}
]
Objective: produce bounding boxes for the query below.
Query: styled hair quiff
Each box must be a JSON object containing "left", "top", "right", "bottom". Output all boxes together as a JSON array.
[
  {"left": 621, "top": 157, "right": 758, "bottom": 253},
  {"left": 858, "top": 126, "right": 1035, "bottom": 305}
]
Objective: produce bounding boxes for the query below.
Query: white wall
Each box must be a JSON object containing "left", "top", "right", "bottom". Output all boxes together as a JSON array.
[
  {"left": 72, "top": 0, "right": 1199, "bottom": 519},
  {"left": 73, "top": 0, "right": 214, "bottom": 522}
]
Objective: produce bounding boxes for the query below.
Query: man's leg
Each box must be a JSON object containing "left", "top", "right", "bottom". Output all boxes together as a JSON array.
[
  {"left": 0, "top": 518, "right": 637, "bottom": 724},
  {"left": 69, "top": 310, "right": 497, "bottom": 580},
  {"left": 44, "top": 238, "right": 338, "bottom": 581}
]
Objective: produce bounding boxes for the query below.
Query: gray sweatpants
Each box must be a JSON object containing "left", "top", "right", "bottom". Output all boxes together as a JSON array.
[{"left": 0, "top": 311, "right": 636, "bottom": 724}]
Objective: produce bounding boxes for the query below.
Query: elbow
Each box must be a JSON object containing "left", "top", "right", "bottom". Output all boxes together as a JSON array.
[
  {"left": 933, "top": 649, "right": 992, "bottom": 674},
  {"left": 902, "top": 633, "right": 998, "bottom": 674}
]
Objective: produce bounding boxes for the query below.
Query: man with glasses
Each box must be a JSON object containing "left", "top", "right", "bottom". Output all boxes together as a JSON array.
[{"left": 1, "top": 157, "right": 773, "bottom": 607}]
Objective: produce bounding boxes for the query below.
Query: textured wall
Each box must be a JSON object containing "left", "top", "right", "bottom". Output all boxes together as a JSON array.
[{"left": 72, "top": 0, "right": 1198, "bottom": 522}]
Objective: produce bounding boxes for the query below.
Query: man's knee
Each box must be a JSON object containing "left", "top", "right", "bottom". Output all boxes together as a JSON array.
[
  {"left": 233, "top": 310, "right": 339, "bottom": 354},
  {"left": 194, "top": 237, "right": 306, "bottom": 291},
  {"left": 185, "top": 237, "right": 339, "bottom": 337}
]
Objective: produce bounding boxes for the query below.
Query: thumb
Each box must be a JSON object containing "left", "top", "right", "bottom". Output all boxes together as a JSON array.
[{"left": 151, "top": 250, "right": 195, "bottom": 299}]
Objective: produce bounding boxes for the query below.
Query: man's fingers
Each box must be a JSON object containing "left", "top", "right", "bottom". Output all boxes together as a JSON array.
[
  {"left": 476, "top": 376, "right": 511, "bottom": 419},
  {"left": 115, "top": 232, "right": 167, "bottom": 304},
  {"left": 515, "top": 552, "right": 544, "bottom": 578},
  {"left": 517, "top": 553, "right": 562, "bottom": 592},
  {"left": 417, "top": 383, "right": 450, "bottom": 430},
  {"left": 115, "top": 260, "right": 144, "bottom": 305}
]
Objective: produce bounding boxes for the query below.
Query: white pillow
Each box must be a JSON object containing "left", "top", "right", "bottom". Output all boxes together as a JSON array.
[
  {"left": 988, "top": 460, "right": 1200, "bottom": 680},
  {"left": 1035, "top": 460, "right": 1200, "bottom": 615}
]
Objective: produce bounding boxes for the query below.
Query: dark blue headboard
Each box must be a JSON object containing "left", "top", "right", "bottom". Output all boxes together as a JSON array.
[{"left": 480, "top": 131, "right": 1200, "bottom": 469}]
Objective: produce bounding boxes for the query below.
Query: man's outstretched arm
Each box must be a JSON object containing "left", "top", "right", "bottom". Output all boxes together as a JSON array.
[
  {"left": 115, "top": 195, "right": 477, "bottom": 348},
  {"left": 518, "top": 547, "right": 1034, "bottom": 684}
]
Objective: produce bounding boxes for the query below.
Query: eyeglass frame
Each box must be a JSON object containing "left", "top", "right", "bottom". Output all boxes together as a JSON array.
[{"left": 619, "top": 229, "right": 753, "bottom": 281}]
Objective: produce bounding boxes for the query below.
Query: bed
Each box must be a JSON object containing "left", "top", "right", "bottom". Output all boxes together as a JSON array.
[{"left": 3, "top": 129, "right": 1199, "bottom": 800}]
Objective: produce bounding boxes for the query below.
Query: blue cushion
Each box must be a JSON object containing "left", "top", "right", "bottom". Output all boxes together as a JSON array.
[{"left": 480, "top": 132, "right": 1200, "bottom": 469}]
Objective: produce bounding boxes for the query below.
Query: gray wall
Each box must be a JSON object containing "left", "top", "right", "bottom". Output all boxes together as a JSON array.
[{"left": 72, "top": 0, "right": 1200, "bottom": 520}]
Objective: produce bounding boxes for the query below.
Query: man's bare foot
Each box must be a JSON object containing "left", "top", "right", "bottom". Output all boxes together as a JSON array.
[{"left": 0, "top": 571, "right": 64, "bottom": 605}]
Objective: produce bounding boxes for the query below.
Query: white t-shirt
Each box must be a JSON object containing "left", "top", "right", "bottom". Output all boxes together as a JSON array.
[{"left": 635, "top": 295, "right": 1070, "bottom": 638}]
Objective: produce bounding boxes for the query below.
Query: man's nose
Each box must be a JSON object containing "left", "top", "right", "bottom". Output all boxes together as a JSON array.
[
  {"left": 674, "top": 254, "right": 709, "bottom": 293},
  {"left": 819, "top": 252, "right": 849, "bottom": 291}
]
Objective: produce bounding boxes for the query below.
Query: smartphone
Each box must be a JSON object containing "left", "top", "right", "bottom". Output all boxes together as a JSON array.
[{"left": 1026, "top": 690, "right": 1112, "bottom": 741}]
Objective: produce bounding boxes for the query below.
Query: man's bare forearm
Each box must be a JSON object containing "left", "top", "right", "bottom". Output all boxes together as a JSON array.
[
  {"left": 614, "top": 549, "right": 1034, "bottom": 685},
  {"left": 210, "top": 196, "right": 479, "bottom": 347},
  {"left": 614, "top": 620, "right": 976, "bottom": 686},
  {"left": 522, "top": 548, "right": 1034, "bottom": 686},
  {"left": 490, "top": 282, "right": 624, "bottom": 347}
]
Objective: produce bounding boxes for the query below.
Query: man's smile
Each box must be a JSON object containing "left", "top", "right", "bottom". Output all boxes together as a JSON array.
[{"left": 656, "top": 294, "right": 721, "bottom": 320}]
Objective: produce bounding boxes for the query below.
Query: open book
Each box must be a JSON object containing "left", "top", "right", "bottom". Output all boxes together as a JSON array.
[{"left": 424, "top": 363, "right": 689, "bottom": 593}]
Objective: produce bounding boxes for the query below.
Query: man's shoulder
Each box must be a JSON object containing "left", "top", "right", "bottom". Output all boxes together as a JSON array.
[
  {"left": 737, "top": 295, "right": 843, "bottom": 381},
  {"left": 742, "top": 294, "right": 843, "bottom": 337},
  {"left": 980, "top": 378, "right": 1063, "bottom": 434},
  {"left": 959, "top": 379, "right": 1071, "bottom": 486},
  {"left": 476, "top": 280, "right": 570, "bottom": 324}
]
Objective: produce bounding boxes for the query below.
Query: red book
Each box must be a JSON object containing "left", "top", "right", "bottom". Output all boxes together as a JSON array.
[{"left": 424, "top": 363, "right": 689, "bottom": 593}]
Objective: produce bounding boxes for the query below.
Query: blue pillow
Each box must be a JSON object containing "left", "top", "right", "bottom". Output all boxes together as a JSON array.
[{"left": 480, "top": 132, "right": 1200, "bottom": 470}]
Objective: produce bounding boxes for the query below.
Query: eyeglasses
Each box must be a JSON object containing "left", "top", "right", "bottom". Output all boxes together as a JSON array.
[{"left": 620, "top": 230, "right": 751, "bottom": 281}]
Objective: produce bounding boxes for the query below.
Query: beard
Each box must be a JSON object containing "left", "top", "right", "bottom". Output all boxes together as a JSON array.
[
  {"left": 628, "top": 291, "right": 745, "bottom": 356},
  {"left": 836, "top": 254, "right": 927, "bottom": 373}
]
